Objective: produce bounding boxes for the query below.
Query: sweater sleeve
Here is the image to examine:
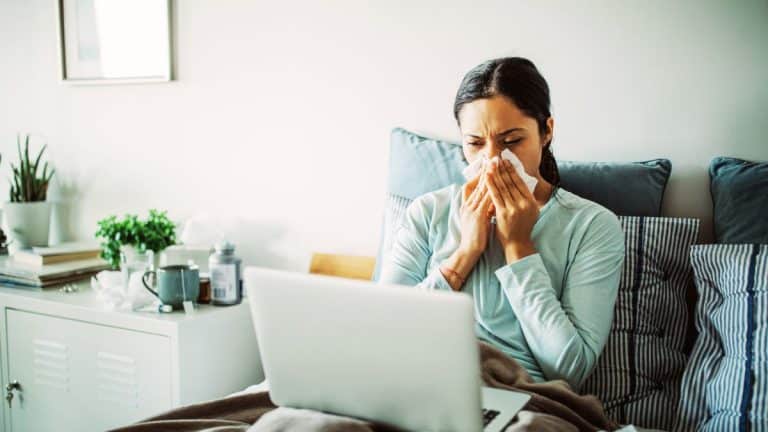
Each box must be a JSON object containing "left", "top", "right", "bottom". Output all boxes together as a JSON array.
[
  {"left": 378, "top": 197, "right": 453, "bottom": 292},
  {"left": 494, "top": 211, "right": 625, "bottom": 391}
]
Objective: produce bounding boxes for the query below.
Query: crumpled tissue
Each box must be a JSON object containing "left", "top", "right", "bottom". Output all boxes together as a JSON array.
[
  {"left": 462, "top": 148, "right": 538, "bottom": 194},
  {"left": 91, "top": 269, "right": 157, "bottom": 311}
]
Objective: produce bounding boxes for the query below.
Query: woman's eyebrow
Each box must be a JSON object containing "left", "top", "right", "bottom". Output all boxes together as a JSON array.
[
  {"left": 464, "top": 128, "right": 525, "bottom": 139},
  {"left": 497, "top": 127, "right": 525, "bottom": 137}
]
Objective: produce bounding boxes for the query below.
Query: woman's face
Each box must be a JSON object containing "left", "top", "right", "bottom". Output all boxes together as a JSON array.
[{"left": 457, "top": 95, "right": 553, "bottom": 181}]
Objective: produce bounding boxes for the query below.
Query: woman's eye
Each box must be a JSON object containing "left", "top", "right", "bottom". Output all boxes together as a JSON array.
[
  {"left": 466, "top": 141, "right": 482, "bottom": 147},
  {"left": 504, "top": 139, "right": 522, "bottom": 146}
]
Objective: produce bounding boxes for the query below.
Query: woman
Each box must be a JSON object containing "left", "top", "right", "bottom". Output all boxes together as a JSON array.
[{"left": 379, "top": 57, "right": 625, "bottom": 392}]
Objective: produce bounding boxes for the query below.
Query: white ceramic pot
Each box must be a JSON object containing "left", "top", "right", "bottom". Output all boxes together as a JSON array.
[{"left": 2, "top": 201, "right": 52, "bottom": 251}]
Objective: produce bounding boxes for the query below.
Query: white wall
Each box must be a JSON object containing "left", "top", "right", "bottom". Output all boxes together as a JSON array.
[{"left": 1, "top": 0, "right": 766, "bottom": 271}]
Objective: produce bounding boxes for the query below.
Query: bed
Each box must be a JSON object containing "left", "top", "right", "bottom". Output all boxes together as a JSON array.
[{"left": 112, "top": 129, "right": 767, "bottom": 431}]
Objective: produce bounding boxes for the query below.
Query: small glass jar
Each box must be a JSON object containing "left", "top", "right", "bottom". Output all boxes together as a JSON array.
[
  {"left": 209, "top": 242, "right": 242, "bottom": 305},
  {"left": 197, "top": 273, "right": 211, "bottom": 304}
]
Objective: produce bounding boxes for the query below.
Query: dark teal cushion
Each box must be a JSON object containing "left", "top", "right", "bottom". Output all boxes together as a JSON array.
[
  {"left": 709, "top": 157, "right": 768, "bottom": 244},
  {"left": 388, "top": 128, "right": 671, "bottom": 216},
  {"left": 557, "top": 159, "right": 671, "bottom": 217}
]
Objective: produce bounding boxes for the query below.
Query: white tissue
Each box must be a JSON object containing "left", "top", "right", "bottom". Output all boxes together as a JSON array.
[
  {"left": 461, "top": 154, "right": 487, "bottom": 180},
  {"left": 461, "top": 149, "right": 538, "bottom": 194},
  {"left": 91, "top": 270, "right": 157, "bottom": 311}
]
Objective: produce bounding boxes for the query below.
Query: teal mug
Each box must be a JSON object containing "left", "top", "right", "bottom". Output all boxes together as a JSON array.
[{"left": 143, "top": 264, "right": 200, "bottom": 309}]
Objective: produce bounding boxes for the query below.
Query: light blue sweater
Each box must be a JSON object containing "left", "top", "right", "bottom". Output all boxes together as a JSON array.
[{"left": 378, "top": 184, "right": 625, "bottom": 390}]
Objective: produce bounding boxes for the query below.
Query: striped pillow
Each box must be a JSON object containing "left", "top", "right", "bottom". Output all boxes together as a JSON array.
[
  {"left": 581, "top": 217, "right": 699, "bottom": 431},
  {"left": 674, "top": 244, "right": 767, "bottom": 431}
]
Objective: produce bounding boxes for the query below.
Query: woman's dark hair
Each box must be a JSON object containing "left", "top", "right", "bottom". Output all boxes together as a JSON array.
[{"left": 453, "top": 57, "right": 560, "bottom": 188}]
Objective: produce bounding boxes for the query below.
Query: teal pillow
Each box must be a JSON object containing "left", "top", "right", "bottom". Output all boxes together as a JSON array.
[
  {"left": 387, "top": 128, "right": 466, "bottom": 200},
  {"left": 709, "top": 157, "right": 768, "bottom": 244},
  {"left": 557, "top": 159, "right": 671, "bottom": 217}
]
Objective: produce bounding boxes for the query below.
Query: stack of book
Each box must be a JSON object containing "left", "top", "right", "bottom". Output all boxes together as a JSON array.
[{"left": 0, "top": 242, "right": 110, "bottom": 288}]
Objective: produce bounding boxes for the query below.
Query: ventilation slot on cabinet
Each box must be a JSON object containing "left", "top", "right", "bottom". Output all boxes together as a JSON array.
[
  {"left": 97, "top": 351, "right": 138, "bottom": 407},
  {"left": 33, "top": 339, "right": 70, "bottom": 391}
]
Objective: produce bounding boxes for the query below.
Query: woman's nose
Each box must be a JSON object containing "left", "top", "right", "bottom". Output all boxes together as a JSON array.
[{"left": 484, "top": 142, "right": 504, "bottom": 160}]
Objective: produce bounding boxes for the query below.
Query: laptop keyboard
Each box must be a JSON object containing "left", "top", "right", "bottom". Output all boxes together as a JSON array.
[{"left": 482, "top": 408, "right": 500, "bottom": 426}]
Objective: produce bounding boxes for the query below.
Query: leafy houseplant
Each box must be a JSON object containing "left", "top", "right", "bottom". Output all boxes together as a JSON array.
[
  {"left": 95, "top": 210, "right": 177, "bottom": 269},
  {"left": 10, "top": 134, "right": 55, "bottom": 202},
  {"left": 3, "top": 134, "right": 56, "bottom": 249}
]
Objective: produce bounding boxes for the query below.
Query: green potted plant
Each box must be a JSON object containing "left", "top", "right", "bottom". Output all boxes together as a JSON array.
[
  {"left": 95, "top": 210, "right": 177, "bottom": 269},
  {"left": 3, "top": 134, "right": 56, "bottom": 251}
]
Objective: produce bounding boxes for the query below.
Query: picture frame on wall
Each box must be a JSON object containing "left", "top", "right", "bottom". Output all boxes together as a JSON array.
[{"left": 57, "top": 0, "right": 173, "bottom": 84}]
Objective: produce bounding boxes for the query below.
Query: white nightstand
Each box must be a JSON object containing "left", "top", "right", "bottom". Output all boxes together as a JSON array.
[{"left": 0, "top": 280, "right": 264, "bottom": 432}]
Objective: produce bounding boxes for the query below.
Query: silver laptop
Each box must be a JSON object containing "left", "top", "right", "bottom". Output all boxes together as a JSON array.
[{"left": 245, "top": 267, "right": 531, "bottom": 432}]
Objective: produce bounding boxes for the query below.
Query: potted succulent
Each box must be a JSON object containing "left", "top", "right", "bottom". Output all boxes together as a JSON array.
[
  {"left": 2, "top": 134, "right": 55, "bottom": 251},
  {"left": 95, "top": 209, "right": 177, "bottom": 269}
]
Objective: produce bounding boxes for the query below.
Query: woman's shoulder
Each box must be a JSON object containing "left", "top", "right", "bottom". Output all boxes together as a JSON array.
[
  {"left": 554, "top": 187, "right": 618, "bottom": 218},
  {"left": 552, "top": 187, "right": 623, "bottom": 242},
  {"left": 403, "top": 184, "right": 462, "bottom": 229}
]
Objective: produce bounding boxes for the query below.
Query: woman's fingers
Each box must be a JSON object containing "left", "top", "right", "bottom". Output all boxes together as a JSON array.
[
  {"left": 472, "top": 165, "right": 493, "bottom": 207},
  {"left": 467, "top": 169, "right": 492, "bottom": 216},
  {"left": 498, "top": 159, "right": 525, "bottom": 204},
  {"left": 464, "top": 164, "right": 487, "bottom": 203},
  {"left": 471, "top": 178, "right": 492, "bottom": 211},
  {"left": 478, "top": 189, "right": 493, "bottom": 215},
  {"left": 465, "top": 173, "right": 480, "bottom": 193},
  {"left": 466, "top": 176, "right": 484, "bottom": 208},
  {"left": 489, "top": 159, "right": 516, "bottom": 204},
  {"left": 463, "top": 165, "right": 482, "bottom": 201},
  {"left": 463, "top": 178, "right": 478, "bottom": 202},
  {"left": 502, "top": 159, "right": 531, "bottom": 201},
  {"left": 485, "top": 170, "right": 506, "bottom": 209}
]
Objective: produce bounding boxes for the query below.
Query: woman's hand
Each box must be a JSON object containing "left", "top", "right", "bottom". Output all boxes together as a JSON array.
[
  {"left": 485, "top": 157, "right": 538, "bottom": 263},
  {"left": 440, "top": 166, "right": 493, "bottom": 291},
  {"left": 458, "top": 164, "right": 493, "bottom": 258}
]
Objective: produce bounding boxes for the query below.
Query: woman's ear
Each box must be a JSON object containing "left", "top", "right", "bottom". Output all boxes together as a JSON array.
[{"left": 545, "top": 117, "right": 554, "bottom": 146}]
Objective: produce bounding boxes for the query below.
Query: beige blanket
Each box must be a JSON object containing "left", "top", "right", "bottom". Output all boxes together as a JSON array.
[{"left": 110, "top": 341, "right": 622, "bottom": 432}]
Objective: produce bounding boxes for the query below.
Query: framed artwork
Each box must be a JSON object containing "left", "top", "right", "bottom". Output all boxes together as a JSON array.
[{"left": 57, "top": 0, "right": 173, "bottom": 84}]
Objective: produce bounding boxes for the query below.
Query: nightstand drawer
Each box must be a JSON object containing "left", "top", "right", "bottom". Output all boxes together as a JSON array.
[{"left": 5, "top": 309, "right": 172, "bottom": 432}]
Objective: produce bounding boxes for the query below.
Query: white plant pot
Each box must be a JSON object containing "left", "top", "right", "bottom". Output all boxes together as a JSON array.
[{"left": 2, "top": 201, "right": 52, "bottom": 252}]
